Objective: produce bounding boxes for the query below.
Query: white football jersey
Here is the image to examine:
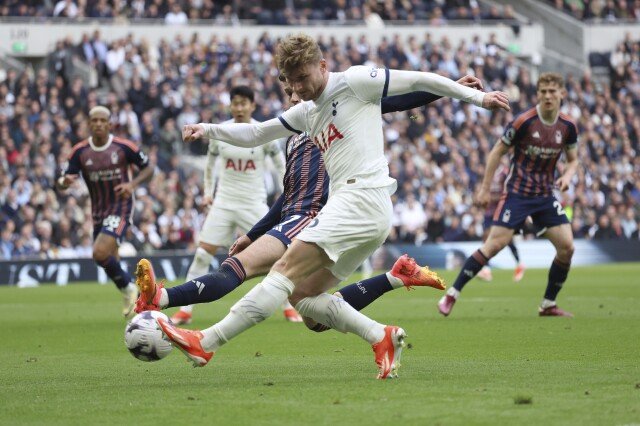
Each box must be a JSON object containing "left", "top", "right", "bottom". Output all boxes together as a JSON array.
[
  {"left": 208, "top": 119, "right": 284, "bottom": 207},
  {"left": 279, "top": 66, "right": 397, "bottom": 194}
]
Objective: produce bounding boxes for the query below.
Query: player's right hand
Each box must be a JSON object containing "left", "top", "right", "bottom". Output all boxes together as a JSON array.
[
  {"left": 182, "top": 124, "right": 206, "bottom": 142},
  {"left": 229, "top": 235, "right": 252, "bottom": 256},
  {"left": 58, "top": 174, "right": 79, "bottom": 189},
  {"left": 475, "top": 187, "right": 491, "bottom": 208},
  {"left": 482, "top": 91, "right": 510, "bottom": 111}
]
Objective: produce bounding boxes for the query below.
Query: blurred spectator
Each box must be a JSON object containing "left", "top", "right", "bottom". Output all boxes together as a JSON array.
[
  {"left": 1, "top": 0, "right": 515, "bottom": 24},
  {"left": 0, "top": 29, "right": 638, "bottom": 261},
  {"left": 165, "top": 2, "right": 188, "bottom": 25}
]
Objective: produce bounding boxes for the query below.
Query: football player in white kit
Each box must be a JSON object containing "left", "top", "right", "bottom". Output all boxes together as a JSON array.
[
  {"left": 171, "top": 85, "right": 299, "bottom": 325},
  {"left": 139, "top": 33, "right": 510, "bottom": 379}
]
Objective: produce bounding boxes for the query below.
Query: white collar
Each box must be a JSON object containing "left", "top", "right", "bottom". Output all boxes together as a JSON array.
[
  {"left": 536, "top": 105, "right": 559, "bottom": 126},
  {"left": 88, "top": 134, "right": 113, "bottom": 151}
]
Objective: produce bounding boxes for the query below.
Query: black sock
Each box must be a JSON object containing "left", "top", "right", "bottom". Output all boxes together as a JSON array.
[
  {"left": 508, "top": 241, "right": 520, "bottom": 263},
  {"left": 337, "top": 273, "right": 393, "bottom": 311},
  {"left": 544, "top": 257, "right": 570, "bottom": 301},
  {"left": 453, "top": 250, "right": 489, "bottom": 292},
  {"left": 98, "top": 256, "right": 132, "bottom": 290},
  {"left": 166, "top": 257, "right": 246, "bottom": 308}
]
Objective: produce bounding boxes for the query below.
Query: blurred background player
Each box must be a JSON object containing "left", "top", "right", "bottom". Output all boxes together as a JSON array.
[
  {"left": 438, "top": 73, "right": 579, "bottom": 318},
  {"left": 57, "top": 106, "right": 153, "bottom": 317},
  {"left": 172, "top": 85, "right": 292, "bottom": 325},
  {"left": 136, "top": 74, "right": 472, "bottom": 327},
  {"left": 476, "top": 157, "right": 525, "bottom": 282}
]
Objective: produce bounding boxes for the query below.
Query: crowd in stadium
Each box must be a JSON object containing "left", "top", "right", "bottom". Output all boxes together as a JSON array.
[
  {"left": 0, "top": 27, "right": 638, "bottom": 260},
  {"left": 548, "top": 0, "right": 640, "bottom": 22},
  {"left": 0, "top": 0, "right": 516, "bottom": 24}
]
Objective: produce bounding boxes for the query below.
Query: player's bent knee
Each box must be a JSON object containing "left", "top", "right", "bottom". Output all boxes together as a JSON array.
[
  {"left": 559, "top": 244, "right": 575, "bottom": 260},
  {"left": 92, "top": 249, "right": 109, "bottom": 264},
  {"left": 289, "top": 287, "right": 320, "bottom": 306},
  {"left": 271, "top": 257, "right": 288, "bottom": 274}
]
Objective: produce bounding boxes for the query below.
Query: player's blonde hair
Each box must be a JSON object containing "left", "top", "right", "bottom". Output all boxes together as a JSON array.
[
  {"left": 537, "top": 72, "right": 564, "bottom": 90},
  {"left": 89, "top": 105, "right": 111, "bottom": 118},
  {"left": 276, "top": 33, "right": 322, "bottom": 77}
]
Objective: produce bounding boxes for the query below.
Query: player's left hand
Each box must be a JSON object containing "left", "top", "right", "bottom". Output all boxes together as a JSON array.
[
  {"left": 114, "top": 182, "right": 134, "bottom": 199},
  {"left": 555, "top": 175, "right": 571, "bottom": 192},
  {"left": 457, "top": 75, "right": 484, "bottom": 91},
  {"left": 229, "top": 235, "right": 252, "bottom": 256},
  {"left": 482, "top": 91, "right": 510, "bottom": 111}
]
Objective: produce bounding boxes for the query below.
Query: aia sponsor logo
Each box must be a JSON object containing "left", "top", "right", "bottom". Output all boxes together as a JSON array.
[
  {"left": 312, "top": 123, "right": 344, "bottom": 153},
  {"left": 225, "top": 159, "right": 256, "bottom": 171}
]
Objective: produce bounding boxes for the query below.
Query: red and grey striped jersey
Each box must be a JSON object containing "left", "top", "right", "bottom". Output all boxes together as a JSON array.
[
  {"left": 61, "top": 135, "right": 150, "bottom": 224},
  {"left": 280, "top": 132, "right": 328, "bottom": 219},
  {"left": 501, "top": 106, "right": 578, "bottom": 197}
]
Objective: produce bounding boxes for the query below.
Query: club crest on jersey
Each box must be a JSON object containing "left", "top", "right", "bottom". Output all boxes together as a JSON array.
[
  {"left": 313, "top": 123, "right": 344, "bottom": 153},
  {"left": 332, "top": 101, "right": 339, "bottom": 117},
  {"left": 111, "top": 151, "right": 119, "bottom": 164},
  {"left": 555, "top": 130, "right": 562, "bottom": 144}
]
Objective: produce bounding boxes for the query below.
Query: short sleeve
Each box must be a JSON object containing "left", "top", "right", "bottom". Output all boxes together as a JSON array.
[
  {"left": 123, "top": 144, "right": 150, "bottom": 169},
  {"left": 62, "top": 148, "right": 82, "bottom": 176},
  {"left": 565, "top": 122, "right": 578, "bottom": 149},
  {"left": 344, "top": 65, "right": 389, "bottom": 103},
  {"left": 501, "top": 120, "right": 521, "bottom": 147},
  {"left": 278, "top": 101, "right": 308, "bottom": 135}
]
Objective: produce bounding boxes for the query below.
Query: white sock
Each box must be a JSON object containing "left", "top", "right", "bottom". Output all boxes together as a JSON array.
[
  {"left": 295, "top": 294, "right": 385, "bottom": 345},
  {"left": 540, "top": 298, "right": 556, "bottom": 309},
  {"left": 187, "top": 247, "right": 214, "bottom": 281},
  {"left": 386, "top": 271, "right": 404, "bottom": 289},
  {"left": 446, "top": 287, "right": 460, "bottom": 299},
  {"left": 200, "top": 271, "right": 294, "bottom": 352},
  {"left": 121, "top": 282, "right": 137, "bottom": 295},
  {"left": 159, "top": 288, "right": 169, "bottom": 309}
]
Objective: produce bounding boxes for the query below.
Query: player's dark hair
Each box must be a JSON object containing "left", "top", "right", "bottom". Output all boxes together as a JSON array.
[{"left": 230, "top": 85, "right": 254, "bottom": 103}]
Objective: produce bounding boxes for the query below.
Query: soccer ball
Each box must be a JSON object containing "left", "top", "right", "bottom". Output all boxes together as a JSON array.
[{"left": 124, "top": 311, "right": 173, "bottom": 362}]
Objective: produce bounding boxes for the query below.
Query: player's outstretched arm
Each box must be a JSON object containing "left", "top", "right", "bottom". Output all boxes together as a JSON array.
[
  {"left": 243, "top": 194, "right": 285, "bottom": 245},
  {"left": 381, "top": 75, "right": 484, "bottom": 113},
  {"left": 183, "top": 117, "right": 296, "bottom": 148},
  {"left": 386, "top": 69, "right": 509, "bottom": 111},
  {"left": 476, "top": 141, "right": 511, "bottom": 208}
]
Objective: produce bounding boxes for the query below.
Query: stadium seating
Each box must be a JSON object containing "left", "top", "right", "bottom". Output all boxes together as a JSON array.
[
  {"left": 543, "top": 0, "right": 640, "bottom": 22},
  {"left": 0, "top": 0, "right": 512, "bottom": 24},
  {"left": 0, "top": 24, "right": 638, "bottom": 259}
]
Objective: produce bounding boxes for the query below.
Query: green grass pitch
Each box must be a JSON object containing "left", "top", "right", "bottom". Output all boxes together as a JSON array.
[{"left": 1, "top": 264, "right": 639, "bottom": 425}]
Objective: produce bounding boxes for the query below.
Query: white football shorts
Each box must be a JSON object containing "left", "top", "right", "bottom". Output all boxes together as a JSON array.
[
  {"left": 199, "top": 202, "right": 269, "bottom": 247},
  {"left": 296, "top": 186, "right": 393, "bottom": 280}
]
